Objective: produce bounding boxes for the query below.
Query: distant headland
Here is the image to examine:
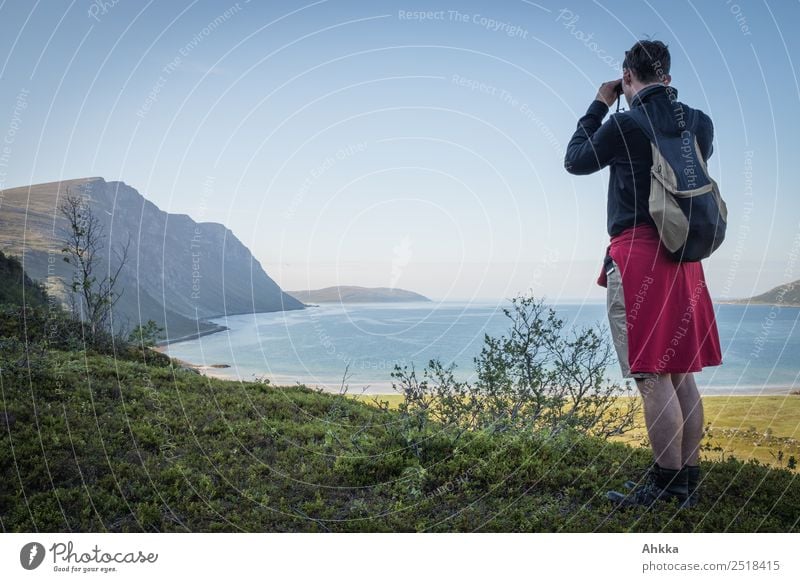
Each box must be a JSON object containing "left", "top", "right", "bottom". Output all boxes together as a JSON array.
[
  {"left": 716, "top": 279, "right": 800, "bottom": 308},
  {"left": 286, "top": 286, "right": 431, "bottom": 304}
]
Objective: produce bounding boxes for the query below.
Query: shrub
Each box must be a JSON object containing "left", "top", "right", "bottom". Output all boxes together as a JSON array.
[
  {"left": 127, "top": 319, "right": 165, "bottom": 348},
  {"left": 391, "top": 293, "right": 640, "bottom": 441}
]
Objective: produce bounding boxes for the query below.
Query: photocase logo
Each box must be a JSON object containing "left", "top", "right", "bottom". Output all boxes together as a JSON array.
[{"left": 20, "top": 542, "right": 46, "bottom": 570}]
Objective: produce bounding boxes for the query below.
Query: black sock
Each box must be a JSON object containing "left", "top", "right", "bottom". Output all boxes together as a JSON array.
[
  {"left": 684, "top": 465, "right": 701, "bottom": 486},
  {"left": 654, "top": 463, "right": 687, "bottom": 491}
]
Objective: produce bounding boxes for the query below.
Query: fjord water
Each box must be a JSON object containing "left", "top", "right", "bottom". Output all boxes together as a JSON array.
[{"left": 163, "top": 301, "right": 800, "bottom": 395}]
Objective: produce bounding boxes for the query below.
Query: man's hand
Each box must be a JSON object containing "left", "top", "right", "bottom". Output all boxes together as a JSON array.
[{"left": 595, "top": 78, "right": 622, "bottom": 107}]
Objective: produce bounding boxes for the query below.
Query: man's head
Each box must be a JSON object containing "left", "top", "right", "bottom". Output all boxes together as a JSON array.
[{"left": 621, "top": 40, "right": 671, "bottom": 104}]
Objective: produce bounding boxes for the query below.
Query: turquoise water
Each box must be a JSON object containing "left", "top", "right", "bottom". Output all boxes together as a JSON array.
[{"left": 163, "top": 301, "right": 800, "bottom": 395}]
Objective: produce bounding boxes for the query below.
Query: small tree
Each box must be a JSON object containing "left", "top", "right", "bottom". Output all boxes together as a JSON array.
[
  {"left": 59, "top": 190, "right": 130, "bottom": 342},
  {"left": 127, "top": 319, "right": 164, "bottom": 349},
  {"left": 391, "top": 293, "right": 640, "bottom": 441}
]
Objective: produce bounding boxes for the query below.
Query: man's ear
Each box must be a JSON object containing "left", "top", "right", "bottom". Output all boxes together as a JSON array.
[
  {"left": 622, "top": 69, "right": 632, "bottom": 85},
  {"left": 662, "top": 73, "right": 672, "bottom": 85}
]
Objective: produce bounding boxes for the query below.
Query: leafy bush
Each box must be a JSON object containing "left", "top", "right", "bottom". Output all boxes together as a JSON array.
[
  {"left": 391, "top": 293, "right": 640, "bottom": 441},
  {"left": 128, "top": 319, "right": 165, "bottom": 348}
]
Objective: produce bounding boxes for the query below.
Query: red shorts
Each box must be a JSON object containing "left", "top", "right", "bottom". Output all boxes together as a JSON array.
[{"left": 597, "top": 223, "right": 723, "bottom": 376}]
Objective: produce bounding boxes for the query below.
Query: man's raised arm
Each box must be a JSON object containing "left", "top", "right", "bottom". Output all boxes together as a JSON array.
[{"left": 564, "top": 99, "right": 621, "bottom": 175}]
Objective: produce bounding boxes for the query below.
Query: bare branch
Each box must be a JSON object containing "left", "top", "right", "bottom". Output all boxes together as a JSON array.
[{"left": 58, "top": 188, "right": 129, "bottom": 346}]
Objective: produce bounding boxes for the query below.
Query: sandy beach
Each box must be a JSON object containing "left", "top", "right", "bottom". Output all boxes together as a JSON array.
[{"left": 152, "top": 345, "right": 236, "bottom": 380}]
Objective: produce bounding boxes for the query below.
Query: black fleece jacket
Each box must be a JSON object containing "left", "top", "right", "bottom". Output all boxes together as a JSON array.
[{"left": 564, "top": 83, "right": 714, "bottom": 237}]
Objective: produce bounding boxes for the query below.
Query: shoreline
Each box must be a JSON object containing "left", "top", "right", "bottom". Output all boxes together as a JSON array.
[
  {"left": 156, "top": 351, "right": 235, "bottom": 378},
  {"left": 149, "top": 351, "right": 800, "bottom": 396},
  {"left": 153, "top": 304, "right": 311, "bottom": 347},
  {"left": 155, "top": 323, "right": 229, "bottom": 348}
]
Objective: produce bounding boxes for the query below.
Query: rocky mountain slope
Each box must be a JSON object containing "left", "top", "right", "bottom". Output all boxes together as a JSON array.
[{"left": 0, "top": 177, "right": 303, "bottom": 341}]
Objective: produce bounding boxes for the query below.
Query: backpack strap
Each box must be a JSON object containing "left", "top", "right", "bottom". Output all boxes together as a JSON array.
[
  {"left": 624, "top": 106, "right": 710, "bottom": 192},
  {"left": 624, "top": 106, "right": 699, "bottom": 145}
]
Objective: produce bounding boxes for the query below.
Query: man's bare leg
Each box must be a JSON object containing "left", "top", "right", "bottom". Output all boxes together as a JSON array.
[
  {"left": 608, "top": 373, "right": 690, "bottom": 505},
  {"left": 635, "top": 373, "right": 684, "bottom": 470},
  {"left": 671, "top": 372, "right": 704, "bottom": 466}
]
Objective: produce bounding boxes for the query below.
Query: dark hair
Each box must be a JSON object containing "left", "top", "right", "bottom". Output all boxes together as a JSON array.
[{"left": 623, "top": 40, "right": 670, "bottom": 83}]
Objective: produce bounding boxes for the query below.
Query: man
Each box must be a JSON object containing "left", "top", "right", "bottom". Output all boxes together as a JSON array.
[{"left": 564, "top": 40, "right": 723, "bottom": 509}]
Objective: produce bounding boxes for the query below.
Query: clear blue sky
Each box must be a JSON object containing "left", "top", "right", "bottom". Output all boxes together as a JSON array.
[{"left": 1, "top": 0, "right": 798, "bottom": 301}]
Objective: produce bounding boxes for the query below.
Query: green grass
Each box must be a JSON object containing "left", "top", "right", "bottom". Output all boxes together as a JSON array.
[{"left": 1, "top": 347, "right": 798, "bottom": 532}]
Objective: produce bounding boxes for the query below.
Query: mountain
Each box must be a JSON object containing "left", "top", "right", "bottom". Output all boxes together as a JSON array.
[
  {"left": 723, "top": 279, "right": 800, "bottom": 307},
  {"left": 286, "top": 286, "right": 431, "bottom": 303},
  {"left": 0, "top": 177, "right": 303, "bottom": 341}
]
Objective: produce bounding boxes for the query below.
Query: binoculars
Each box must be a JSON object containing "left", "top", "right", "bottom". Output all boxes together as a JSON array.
[{"left": 613, "top": 81, "right": 625, "bottom": 112}]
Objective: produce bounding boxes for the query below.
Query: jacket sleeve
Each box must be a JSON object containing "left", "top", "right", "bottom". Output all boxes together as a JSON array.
[
  {"left": 697, "top": 111, "right": 714, "bottom": 161},
  {"left": 564, "top": 100, "right": 621, "bottom": 175}
]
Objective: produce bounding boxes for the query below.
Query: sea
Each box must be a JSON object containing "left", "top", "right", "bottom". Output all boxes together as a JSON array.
[{"left": 162, "top": 300, "right": 800, "bottom": 395}]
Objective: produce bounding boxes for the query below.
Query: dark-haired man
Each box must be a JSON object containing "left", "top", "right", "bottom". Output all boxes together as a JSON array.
[{"left": 564, "top": 40, "right": 722, "bottom": 509}]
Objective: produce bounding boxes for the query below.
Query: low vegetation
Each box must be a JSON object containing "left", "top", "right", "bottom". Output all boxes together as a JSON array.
[
  {"left": 1, "top": 343, "right": 798, "bottom": 532},
  {"left": 389, "top": 295, "right": 640, "bottom": 441},
  {"left": 1, "top": 290, "right": 798, "bottom": 532}
]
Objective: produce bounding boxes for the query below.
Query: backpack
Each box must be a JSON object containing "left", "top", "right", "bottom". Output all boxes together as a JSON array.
[{"left": 626, "top": 107, "right": 727, "bottom": 262}]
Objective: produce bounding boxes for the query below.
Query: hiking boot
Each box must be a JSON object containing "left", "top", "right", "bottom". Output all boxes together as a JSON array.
[
  {"left": 623, "top": 464, "right": 700, "bottom": 509},
  {"left": 607, "top": 463, "right": 689, "bottom": 508}
]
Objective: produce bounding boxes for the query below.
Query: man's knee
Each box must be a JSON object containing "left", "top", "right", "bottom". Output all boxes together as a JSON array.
[
  {"left": 673, "top": 372, "right": 700, "bottom": 397},
  {"left": 634, "top": 373, "right": 669, "bottom": 397}
]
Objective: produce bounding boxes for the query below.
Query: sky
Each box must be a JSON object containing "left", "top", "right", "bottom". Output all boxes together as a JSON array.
[{"left": 0, "top": 0, "right": 798, "bottom": 302}]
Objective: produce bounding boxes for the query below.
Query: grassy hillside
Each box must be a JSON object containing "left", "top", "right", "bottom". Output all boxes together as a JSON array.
[{"left": 1, "top": 345, "right": 798, "bottom": 532}]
